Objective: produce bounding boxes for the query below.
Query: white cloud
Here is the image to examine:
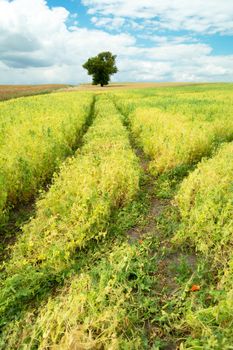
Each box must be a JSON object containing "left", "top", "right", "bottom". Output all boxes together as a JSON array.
[
  {"left": 91, "top": 16, "right": 125, "bottom": 30},
  {"left": 116, "top": 44, "right": 233, "bottom": 82},
  {"left": 0, "top": 0, "right": 232, "bottom": 84},
  {"left": 117, "top": 59, "right": 172, "bottom": 81},
  {"left": 141, "top": 35, "right": 199, "bottom": 45},
  {"left": 82, "top": 0, "right": 233, "bottom": 35},
  {"left": 0, "top": 0, "right": 135, "bottom": 83}
]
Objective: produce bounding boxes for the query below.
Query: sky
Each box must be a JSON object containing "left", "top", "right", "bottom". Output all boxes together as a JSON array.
[{"left": 0, "top": 0, "right": 233, "bottom": 84}]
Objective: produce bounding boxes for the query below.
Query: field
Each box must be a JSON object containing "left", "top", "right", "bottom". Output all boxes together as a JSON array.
[
  {"left": 0, "top": 83, "right": 233, "bottom": 349},
  {"left": 0, "top": 84, "right": 69, "bottom": 101}
]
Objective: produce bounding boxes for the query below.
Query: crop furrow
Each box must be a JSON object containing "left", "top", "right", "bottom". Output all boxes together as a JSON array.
[
  {"left": 1, "top": 85, "right": 233, "bottom": 349},
  {"left": 112, "top": 92, "right": 233, "bottom": 177},
  {"left": 0, "top": 94, "right": 96, "bottom": 263},
  {"left": 0, "top": 95, "right": 140, "bottom": 332},
  {"left": 0, "top": 92, "right": 94, "bottom": 228}
]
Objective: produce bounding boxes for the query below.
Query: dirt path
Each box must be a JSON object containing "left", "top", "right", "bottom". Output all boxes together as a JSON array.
[
  {"left": 117, "top": 105, "right": 197, "bottom": 348},
  {"left": 127, "top": 148, "right": 169, "bottom": 243},
  {"left": 128, "top": 146, "right": 198, "bottom": 349}
]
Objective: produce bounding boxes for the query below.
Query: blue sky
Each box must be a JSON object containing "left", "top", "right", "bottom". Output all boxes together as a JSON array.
[
  {"left": 0, "top": 0, "right": 233, "bottom": 84},
  {"left": 48, "top": 0, "right": 233, "bottom": 55}
]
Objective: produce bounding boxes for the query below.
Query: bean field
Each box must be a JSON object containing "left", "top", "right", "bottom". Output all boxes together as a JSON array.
[{"left": 0, "top": 83, "right": 233, "bottom": 349}]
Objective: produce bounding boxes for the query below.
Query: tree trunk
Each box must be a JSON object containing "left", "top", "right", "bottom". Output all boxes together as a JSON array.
[{"left": 101, "top": 83, "right": 104, "bottom": 87}]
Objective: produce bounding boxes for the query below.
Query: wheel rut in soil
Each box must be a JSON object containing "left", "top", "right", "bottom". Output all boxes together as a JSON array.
[{"left": 124, "top": 136, "right": 197, "bottom": 350}]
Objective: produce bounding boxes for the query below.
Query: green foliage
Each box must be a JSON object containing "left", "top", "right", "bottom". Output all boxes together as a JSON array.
[
  {"left": 1, "top": 84, "right": 233, "bottom": 349},
  {"left": 111, "top": 85, "right": 233, "bottom": 348},
  {"left": 166, "top": 142, "right": 233, "bottom": 348},
  {"left": 148, "top": 142, "right": 233, "bottom": 349},
  {"left": 0, "top": 236, "right": 159, "bottom": 349},
  {"left": 0, "top": 96, "right": 140, "bottom": 328},
  {"left": 83, "top": 51, "right": 118, "bottom": 86},
  {"left": 173, "top": 142, "right": 233, "bottom": 268},
  {"left": 0, "top": 92, "right": 93, "bottom": 226},
  {"left": 113, "top": 84, "right": 233, "bottom": 175},
  {"left": 129, "top": 107, "right": 233, "bottom": 175},
  {"left": 155, "top": 165, "right": 194, "bottom": 199}
]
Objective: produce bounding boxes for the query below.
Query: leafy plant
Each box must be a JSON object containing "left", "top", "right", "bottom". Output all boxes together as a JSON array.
[{"left": 83, "top": 51, "right": 118, "bottom": 87}]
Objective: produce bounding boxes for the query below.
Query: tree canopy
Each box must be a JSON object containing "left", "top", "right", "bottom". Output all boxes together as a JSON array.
[{"left": 83, "top": 51, "right": 118, "bottom": 87}]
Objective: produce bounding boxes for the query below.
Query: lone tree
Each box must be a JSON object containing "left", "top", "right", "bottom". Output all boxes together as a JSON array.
[{"left": 83, "top": 51, "right": 118, "bottom": 87}]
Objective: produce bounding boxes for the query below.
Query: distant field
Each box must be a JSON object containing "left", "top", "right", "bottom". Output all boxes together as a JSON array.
[
  {"left": 0, "top": 83, "right": 233, "bottom": 349},
  {"left": 0, "top": 83, "right": 213, "bottom": 101},
  {"left": 0, "top": 84, "right": 69, "bottom": 101},
  {"left": 65, "top": 81, "right": 204, "bottom": 91}
]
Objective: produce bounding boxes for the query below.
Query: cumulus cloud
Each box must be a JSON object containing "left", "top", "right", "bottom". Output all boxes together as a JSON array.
[
  {"left": 82, "top": 0, "right": 233, "bottom": 35},
  {"left": 91, "top": 16, "right": 125, "bottom": 30},
  {"left": 0, "top": 0, "right": 135, "bottom": 83},
  {"left": 117, "top": 45, "right": 233, "bottom": 83},
  {"left": 0, "top": 0, "right": 232, "bottom": 84}
]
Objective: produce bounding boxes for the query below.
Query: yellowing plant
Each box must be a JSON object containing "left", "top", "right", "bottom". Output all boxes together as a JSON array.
[
  {"left": 173, "top": 142, "right": 233, "bottom": 268},
  {"left": 128, "top": 107, "right": 233, "bottom": 174},
  {"left": 0, "top": 96, "right": 140, "bottom": 326},
  {"left": 1, "top": 241, "right": 149, "bottom": 349},
  {"left": 172, "top": 143, "right": 233, "bottom": 349},
  {"left": 0, "top": 92, "right": 93, "bottom": 224}
]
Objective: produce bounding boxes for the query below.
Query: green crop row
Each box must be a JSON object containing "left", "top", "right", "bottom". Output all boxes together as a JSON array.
[
  {"left": 0, "top": 92, "right": 93, "bottom": 225},
  {"left": 174, "top": 142, "right": 233, "bottom": 266},
  {"left": 0, "top": 96, "right": 140, "bottom": 330},
  {"left": 0, "top": 236, "right": 158, "bottom": 350},
  {"left": 112, "top": 87, "right": 233, "bottom": 348},
  {"left": 112, "top": 83, "right": 233, "bottom": 121},
  {"left": 170, "top": 142, "right": 233, "bottom": 349},
  {"left": 125, "top": 106, "right": 233, "bottom": 175}
]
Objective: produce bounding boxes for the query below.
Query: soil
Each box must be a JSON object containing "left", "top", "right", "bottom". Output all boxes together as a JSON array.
[{"left": 125, "top": 140, "right": 197, "bottom": 350}]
